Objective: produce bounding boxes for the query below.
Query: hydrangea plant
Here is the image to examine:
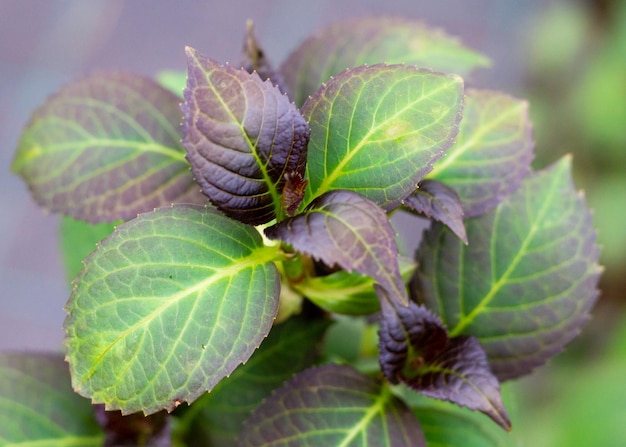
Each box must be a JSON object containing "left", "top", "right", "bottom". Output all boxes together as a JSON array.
[{"left": 3, "top": 17, "right": 601, "bottom": 446}]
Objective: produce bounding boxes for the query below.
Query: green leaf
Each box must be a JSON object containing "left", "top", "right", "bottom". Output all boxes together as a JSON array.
[
  {"left": 182, "top": 315, "right": 330, "bottom": 446},
  {"left": 182, "top": 47, "right": 310, "bottom": 225},
  {"left": 265, "top": 190, "right": 408, "bottom": 307},
  {"left": 295, "top": 256, "right": 416, "bottom": 315},
  {"left": 413, "top": 402, "right": 508, "bottom": 447},
  {"left": 280, "top": 17, "right": 490, "bottom": 107},
  {"left": 0, "top": 352, "right": 103, "bottom": 446},
  {"left": 12, "top": 72, "right": 205, "bottom": 223},
  {"left": 59, "top": 216, "right": 119, "bottom": 283},
  {"left": 401, "top": 382, "right": 518, "bottom": 447},
  {"left": 413, "top": 156, "right": 602, "bottom": 380},
  {"left": 301, "top": 64, "right": 464, "bottom": 210},
  {"left": 428, "top": 89, "right": 534, "bottom": 217},
  {"left": 239, "top": 364, "right": 426, "bottom": 446},
  {"left": 155, "top": 70, "right": 187, "bottom": 97},
  {"left": 416, "top": 410, "right": 502, "bottom": 447},
  {"left": 64, "top": 204, "right": 281, "bottom": 415}
]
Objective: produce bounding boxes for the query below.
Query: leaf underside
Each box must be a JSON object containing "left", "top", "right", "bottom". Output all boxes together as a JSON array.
[
  {"left": 239, "top": 364, "right": 426, "bottom": 447},
  {"left": 414, "top": 156, "right": 602, "bottom": 380},
  {"left": 378, "top": 298, "right": 510, "bottom": 430},
  {"left": 64, "top": 204, "right": 280, "bottom": 415},
  {"left": 412, "top": 399, "right": 508, "bottom": 447},
  {"left": 12, "top": 72, "right": 205, "bottom": 223},
  {"left": 404, "top": 179, "right": 467, "bottom": 244},
  {"left": 182, "top": 47, "right": 309, "bottom": 225},
  {"left": 0, "top": 353, "right": 103, "bottom": 446},
  {"left": 280, "top": 16, "right": 490, "bottom": 107},
  {"left": 301, "top": 63, "right": 464, "bottom": 211},
  {"left": 265, "top": 190, "right": 408, "bottom": 307},
  {"left": 428, "top": 89, "right": 534, "bottom": 217}
]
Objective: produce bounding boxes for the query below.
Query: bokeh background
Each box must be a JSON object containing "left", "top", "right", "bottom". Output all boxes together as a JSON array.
[{"left": 1, "top": 1, "right": 625, "bottom": 445}]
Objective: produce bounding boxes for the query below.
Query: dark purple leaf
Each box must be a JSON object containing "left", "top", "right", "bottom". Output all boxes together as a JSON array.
[
  {"left": 280, "top": 17, "right": 490, "bottom": 107},
  {"left": 12, "top": 73, "right": 206, "bottom": 223},
  {"left": 428, "top": 89, "right": 534, "bottom": 217},
  {"left": 239, "top": 364, "right": 426, "bottom": 446},
  {"left": 414, "top": 156, "right": 602, "bottom": 380},
  {"left": 404, "top": 179, "right": 467, "bottom": 244},
  {"left": 183, "top": 315, "right": 330, "bottom": 447},
  {"left": 378, "top": 298, "right": 511, "bottom": 430},
  {"left": 265, "top": 190, "right": 408, "bottom": 306},
  {"left": 182, "top": 47, "right": 310, "bottom": 225}
]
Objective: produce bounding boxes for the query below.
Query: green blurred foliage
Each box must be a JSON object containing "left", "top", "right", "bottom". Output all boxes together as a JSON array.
[
  {"left": 59, "top": 216, "right": 118, "bottom": 283},
  {"left": 524, "top": 1, "right": 626, "bottom": 271},
  {"left": 512, "top": 3, "right": 626, "bottom": 445},
  {"left": 511, "top": 312, "right": 626, "bottom": 447}
]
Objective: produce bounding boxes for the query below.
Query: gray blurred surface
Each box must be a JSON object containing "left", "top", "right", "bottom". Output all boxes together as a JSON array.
[{"left": 0, "top": 0, "right": 545, "bottom": 351}]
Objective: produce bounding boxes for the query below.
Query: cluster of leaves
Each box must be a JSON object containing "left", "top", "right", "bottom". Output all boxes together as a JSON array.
[{"left": 5, "top": 17, "right": 601, "bottom": 446}]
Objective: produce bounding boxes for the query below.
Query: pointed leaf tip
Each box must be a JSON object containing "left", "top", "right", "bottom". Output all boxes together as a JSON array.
[
  {"left": 378, "top": 298, "right": 511, "bottom": 430},
  {"left": 404, "top": 179, "right": 468, "bottom": 244},
  {"left": 182, "top": 49, "right": 309, "bottom": 225}
]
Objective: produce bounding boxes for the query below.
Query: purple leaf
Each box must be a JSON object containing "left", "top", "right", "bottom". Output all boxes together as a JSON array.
[
  {"left": 12, "top": 73, "right": 206, "bottom": 223},
  {"left": 428, "top": 89, "right": 534, "bottom": 217},
  {"left": 239, "top": 364, "right": 426, "bottom": 446},
  {"left": 182, "top": 47, "right": 310, "bottom": 225},
  {"left": 404, "top": 179, "right": 467, "bottom": 244},
  {"left": 265, "top": 190, "right": 408, "bottom": 307},
  {"left": 280, "top": 17, "right": 490, "bottom": 107},
  {"left": 378, "top": 298, "right": 511, "bottom": 431},
  {"left": 414, "top": 156, "right": 602, "bottom": 380},
  {"left": 184, "top": 315, "right": 330, "bottom": 446}
]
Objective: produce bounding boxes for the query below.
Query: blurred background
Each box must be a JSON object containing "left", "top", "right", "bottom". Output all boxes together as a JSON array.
[{"left": 1, "top": 1, "right": 624, "bottom": 445}]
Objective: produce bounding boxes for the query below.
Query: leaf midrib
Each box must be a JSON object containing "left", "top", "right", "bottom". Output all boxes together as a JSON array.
[
  {"left": 76, "top": 244, "right": 278, "bottom": 385},
  {"left": 314, "top": 75, "right": 458, "bottom": 199},
  {"left": 449, "top": 177, "right": 556, "bottom": 337},
  {"left": 189, "top": 51, "right": 282, "bottom": 216},
  {"left": 337, "top": 385, "right": 391, "bottom": 447}
]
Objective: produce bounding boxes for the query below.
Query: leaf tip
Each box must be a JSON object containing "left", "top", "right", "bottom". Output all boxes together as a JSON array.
[{"left": 183, "top": 45, "right": 197, "bottom": 60}]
